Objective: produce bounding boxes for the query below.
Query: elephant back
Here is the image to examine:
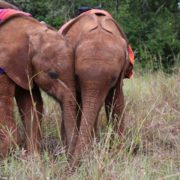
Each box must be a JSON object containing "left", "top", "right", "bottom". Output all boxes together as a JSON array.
[
  {"left": 59, "top": 9, "right": 111, "bottom": 33},
  {"left": 59, "top": 9, "right": 128, "bottom": 44},
  {"left": 59, "top": 9, "right": 135, "bottom": 78}
]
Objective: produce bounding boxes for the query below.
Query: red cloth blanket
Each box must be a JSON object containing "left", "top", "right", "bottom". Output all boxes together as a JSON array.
[{"left": 0, "top": 8, "right": 31, "bottom": 24}]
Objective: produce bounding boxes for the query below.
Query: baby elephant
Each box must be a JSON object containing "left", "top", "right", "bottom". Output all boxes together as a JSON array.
[
  {"left": 59, "top": 9, "right": 134, "bottom": 167},
  {"left": 0, "top": 9, "right": 77, "bottom": 158}
]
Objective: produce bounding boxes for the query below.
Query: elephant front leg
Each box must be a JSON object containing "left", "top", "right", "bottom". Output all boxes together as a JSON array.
[
  {"left": 0, "top": 97, "right": 20, "bottom": 158},
  {"left": 62, "top": 98, "right": 79, "bottom": 158},
  {"left": 15, "top": 85, "right": 43, "bottom": 155},
  {"left": 0, "top": 75, "right": 19, "bottom": 158},
  {"left": 61, "top": 96, "right": 80, "bottom": 155}
]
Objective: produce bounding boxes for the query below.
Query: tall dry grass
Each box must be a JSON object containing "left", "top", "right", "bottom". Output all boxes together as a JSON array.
[{"left": 0, "top": 70, "right": 179, "bottom": 179}]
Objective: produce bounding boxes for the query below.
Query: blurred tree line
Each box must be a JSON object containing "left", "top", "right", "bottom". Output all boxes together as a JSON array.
[{"left": 6, "top": 0, "right": 180, "bottom": 72}]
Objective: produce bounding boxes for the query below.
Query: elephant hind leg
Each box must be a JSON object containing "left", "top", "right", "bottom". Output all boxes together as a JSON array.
[
  {"left": 105, "top": 88, "right": 116, "bottom": 123},
  {"left": 105, "top": 84, "right": 125, "bottom": 138},
  {"left": 15, "top": 84, "right": 43, "bottom": 155},
  {"left": 0, "top": 75, "right": 19, "bottom": 158},
  {"left": 61, "top": 120, "right": 67, "bottom": 148}
]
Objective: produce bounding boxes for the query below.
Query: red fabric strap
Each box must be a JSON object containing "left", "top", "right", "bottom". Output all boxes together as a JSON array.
[{"left": 0, "top": 9, "right": 31, "bottom": 23}]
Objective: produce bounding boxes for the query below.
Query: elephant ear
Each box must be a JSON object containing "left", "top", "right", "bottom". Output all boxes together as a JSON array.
[{"left": 0, "top": 35, "right": 33, "bottom": 90}]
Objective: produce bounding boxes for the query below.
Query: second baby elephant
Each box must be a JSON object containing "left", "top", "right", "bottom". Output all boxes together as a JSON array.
[
  {"left": 59, "top": 9, "right": 134, "bottom": 166},
  {"left": 0, "top": 9, "right": 77, "bottom": 158}
]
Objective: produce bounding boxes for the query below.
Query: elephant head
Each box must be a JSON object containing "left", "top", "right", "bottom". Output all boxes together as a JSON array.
[
  {"left": 59, "top": 10, "right": 134, "bottom": 166},
  {"left": 0, "top": 12, "right": 77, "bottom": 156}
]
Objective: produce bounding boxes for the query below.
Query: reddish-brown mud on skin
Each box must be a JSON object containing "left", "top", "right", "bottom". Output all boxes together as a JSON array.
[
  {"left": 59, "top": 11, "right": 132, "bottom": 168},
  {"left": 0, "top": 12, "right": 76, "bottom": 157},
  {"left": 0, "top": 75, "right": 19, "bottom": 158}
]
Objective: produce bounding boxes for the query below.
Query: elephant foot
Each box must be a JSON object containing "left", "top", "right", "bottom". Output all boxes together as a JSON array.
[
  {"left": 0, "top": 128, "right": 20, "bottom": 159},
  {"left": 25, "top": 139, "right": 41, "bottom": 158},
  {"left": 15, "top": 145, "right": 41, "bottom": 162},
  {"left": 66, "top": 136, "right": 79, "bottom": 160},
  {"left": 69, "top": 158, "right": 81, "bottom": 170},
  {"left": 0, "top": 139, "right": 11, "bottom": 158},
  {"left": 63, "top": 162, "right": 78, "bottom": 176},
  {"left": 68, "top": 145, "right": 88, "bottom": 170}
]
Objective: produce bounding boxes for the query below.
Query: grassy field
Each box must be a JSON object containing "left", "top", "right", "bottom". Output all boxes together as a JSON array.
[{"left": 0, "top": 70, "right": 180, "bottom": 180}]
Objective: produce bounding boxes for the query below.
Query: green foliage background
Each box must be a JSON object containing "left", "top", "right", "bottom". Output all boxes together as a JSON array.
[{"left": 7, "top": 0, "right": 180, "bottom": 72}]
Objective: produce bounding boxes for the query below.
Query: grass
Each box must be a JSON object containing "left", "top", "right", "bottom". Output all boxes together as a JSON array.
[{"left": 0, "top": 70, "right": 180, "bottom": 179}]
